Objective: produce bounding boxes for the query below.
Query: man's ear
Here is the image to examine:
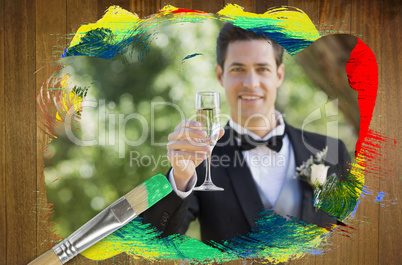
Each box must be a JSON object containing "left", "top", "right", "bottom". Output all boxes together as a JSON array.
[
  {"left": 215, "top": 64, "right": 224, "bottom": 87},
  {"left": 276, "top": 63, "right": 285, "bottom": 87}
]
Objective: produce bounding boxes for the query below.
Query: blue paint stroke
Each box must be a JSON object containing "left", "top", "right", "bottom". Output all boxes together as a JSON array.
[
  {"left": 375, "top": 192, "right": 386, "bottom": 202},
  {"left": 349, "top": 196, "right": 362, "bottom": 218},
  {"left": 182, "top": 53, "right": 203, "bottom": 62},
  {"left": 361, "top": 186, "right": 373, "bottom": 197},
  {"left": 212, "top": 210, "right": 328, "bottom": 261},
  {"left": 310, "top": 250, "right": 324, "bottom": 255}
]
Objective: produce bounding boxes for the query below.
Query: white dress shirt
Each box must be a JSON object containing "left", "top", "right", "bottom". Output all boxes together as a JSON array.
[{"left": 169, "top": 111, "right": 294, "bottom": 209}]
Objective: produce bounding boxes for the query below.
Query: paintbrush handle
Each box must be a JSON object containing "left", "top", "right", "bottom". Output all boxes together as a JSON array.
[{"left": 28, "top": 249, "right": 62, "bottom": 265}]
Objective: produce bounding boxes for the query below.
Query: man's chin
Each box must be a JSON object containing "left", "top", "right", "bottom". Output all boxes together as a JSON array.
[{"left": 240, "top": 113, "right": 271, "bottom": 126}]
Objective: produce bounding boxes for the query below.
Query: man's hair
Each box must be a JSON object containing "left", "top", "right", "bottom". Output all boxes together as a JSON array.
[{"left": 216, "top": 23, "right": 284, "bottom": 71}]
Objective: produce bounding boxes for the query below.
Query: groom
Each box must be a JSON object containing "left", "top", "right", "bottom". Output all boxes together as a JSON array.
[{"left": 142, "top": 23, "right": 351, "bottom": 243}]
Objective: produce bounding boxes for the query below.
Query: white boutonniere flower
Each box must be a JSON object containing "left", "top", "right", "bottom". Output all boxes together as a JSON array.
[
  {"left": 296, "top": 147, "right": 330, "bottom": 208},
  {"left": 296, "top": 146, "right": 329, "bottom": 187},
  {"left": 310, "top": 164, "right": 330, "bottom": 189}
]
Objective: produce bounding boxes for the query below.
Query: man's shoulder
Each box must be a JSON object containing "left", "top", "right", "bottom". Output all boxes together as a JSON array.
[{"left": 286, "top": 123, "right": 350, "bottom": 164}]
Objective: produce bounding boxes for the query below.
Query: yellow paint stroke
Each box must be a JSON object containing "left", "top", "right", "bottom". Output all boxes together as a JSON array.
[
  {"left": 218, "top": 4, "right": 321, "bottom": 41},
  {"left": 70, "top": 6, "right": 140, "bottom": 47}
]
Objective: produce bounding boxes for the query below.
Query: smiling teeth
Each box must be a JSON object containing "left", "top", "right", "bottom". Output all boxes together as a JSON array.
[{"left": 241, "top": 96, "right": 260, "bottom": 100}]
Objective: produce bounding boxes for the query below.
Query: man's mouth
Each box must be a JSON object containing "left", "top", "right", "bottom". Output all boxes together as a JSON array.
[{"left": 239, "top": 95, "right": 263, "bottom": 101}]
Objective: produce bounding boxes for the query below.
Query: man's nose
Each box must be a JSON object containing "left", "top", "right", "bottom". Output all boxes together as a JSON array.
[{"left": 242, "top": 70, "right": 259, "bottom": 89}]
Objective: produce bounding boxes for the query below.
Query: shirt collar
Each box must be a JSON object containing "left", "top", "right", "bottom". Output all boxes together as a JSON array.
[{"left": 229, "top": 110, "right": 286, "bottom": 140}]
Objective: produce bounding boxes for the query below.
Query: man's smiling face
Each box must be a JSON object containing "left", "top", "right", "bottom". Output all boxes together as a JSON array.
[{"left": 216, "top": 39, "right": 285, "bottom": 129}]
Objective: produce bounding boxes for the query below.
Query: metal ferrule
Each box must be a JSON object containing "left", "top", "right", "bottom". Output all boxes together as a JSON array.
[{"left": 53, "top": 196, "right": 137, "bottom": 264}]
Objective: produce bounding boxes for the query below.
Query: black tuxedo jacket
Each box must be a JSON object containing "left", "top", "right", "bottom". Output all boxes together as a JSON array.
[{"left": 143, "top": 123, "right": 351, "bottom": 243}]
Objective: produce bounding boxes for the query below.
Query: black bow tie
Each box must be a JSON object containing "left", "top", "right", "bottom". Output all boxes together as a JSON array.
[{"left": 232, "top": 128, "right": 285, "bottom": 152}]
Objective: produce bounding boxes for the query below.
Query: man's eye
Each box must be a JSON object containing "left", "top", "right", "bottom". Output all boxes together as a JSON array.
[
  {"left": 257, "top": 68, "right": 270, "bottom": 72},
  {"left": 231, "top": 67, "right": 243, "bottom": 72}
]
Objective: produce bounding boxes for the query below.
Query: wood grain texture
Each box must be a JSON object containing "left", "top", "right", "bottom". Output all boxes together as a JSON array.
[
  {"left": 162, "top": 0, "right": 193, "bottom": 10},
  {"left": 379, "top": 1, "right": 401, "bottom": 265},
  {"left": 256, "top": 0, "right": 288, "bottom": 13},
  {"left": 224, "top": 0, "right": 255, "bottom": 13},
  {"left": 35, "top": 0, "right": 67, "bottom": 259},
  {"left": 191, "top": 0, "right": 225, "bottom": 13},
  {"left": 318, "top": 0, "right": 351, "bottom": 35},
  {"left": 0, "top": 0, "right": 6, "bottom": 263},
  {"left": 4, "top": 0, "right": 37, "bottom": 264}
]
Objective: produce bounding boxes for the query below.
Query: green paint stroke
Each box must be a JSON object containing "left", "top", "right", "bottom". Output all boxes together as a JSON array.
[
  {"left": 144, "top": 174, "right": 173, "bottom": 208},
  {"left": 92, "top": 213, "right": 328, "bottom": 263},
  {"left": 92, "top": 219, "right": 236, "bottom": 262},
  {"left": 317, "top": 172, "right": 364, "bottom": 220}
]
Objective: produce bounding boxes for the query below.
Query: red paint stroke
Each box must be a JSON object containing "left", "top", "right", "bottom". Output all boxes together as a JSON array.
[
  {"left": 335, "top": 222, "right": 358, "bottom": 238},
  {"left": 346, "top": 39, "right": 379, "bottom": 160},
  {"left": 159, "top": 8, "right": 208, "bottom": 14},
  {"left": 359, "top": 129, "right": 396, "bottom": 180},
  {"left": 347, "top": 39, "right": 397, "bottom": 180}
]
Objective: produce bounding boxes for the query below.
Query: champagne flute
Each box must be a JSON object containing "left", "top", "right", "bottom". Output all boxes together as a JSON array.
[{"left": 193, "top": 92, "right": 224, "bottom": 191}]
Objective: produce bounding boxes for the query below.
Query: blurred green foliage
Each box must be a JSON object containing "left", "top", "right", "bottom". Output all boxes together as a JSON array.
[{"left": 45, "top": 19, "right": 357, "bottom": 240}]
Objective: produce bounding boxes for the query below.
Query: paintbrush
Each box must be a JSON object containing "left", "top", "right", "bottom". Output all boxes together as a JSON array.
[{"left": 28, "top": 174, "right": 172, "bottom": 265}]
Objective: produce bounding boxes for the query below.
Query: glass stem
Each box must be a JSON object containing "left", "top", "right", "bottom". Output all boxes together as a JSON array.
[{"left": 204, "top": 152, "right": 212, "bottom": 184}]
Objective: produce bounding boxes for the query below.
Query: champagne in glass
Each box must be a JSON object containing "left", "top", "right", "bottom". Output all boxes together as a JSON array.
[
  {"left": 193, "top": 92, "right": 224, "bottom": 191},
  {"left": 197, "top": 107, "right": 219, "bottom": 150}
]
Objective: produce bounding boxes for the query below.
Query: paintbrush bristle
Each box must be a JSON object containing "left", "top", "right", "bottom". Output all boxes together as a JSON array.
[{"left": 124, "top": 174, "right": 172, "bottom": 215}]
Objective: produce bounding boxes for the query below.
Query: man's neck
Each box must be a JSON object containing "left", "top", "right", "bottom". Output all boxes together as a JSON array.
[
  {"left": 234, "top": 111, "right": 279, "bottom": 138},
  {"left": 244, "top": 121, "right": 279, "bottom": 138}
]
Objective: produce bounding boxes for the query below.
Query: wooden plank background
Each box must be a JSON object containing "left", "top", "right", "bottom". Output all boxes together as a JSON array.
[{"left": 0, "top": 0, "right": 400, "bottom": 264}]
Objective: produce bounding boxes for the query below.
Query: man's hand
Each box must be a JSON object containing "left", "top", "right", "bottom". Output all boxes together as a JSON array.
[{"left": 167, "top": 119, "right": 224, "bottom": 192}]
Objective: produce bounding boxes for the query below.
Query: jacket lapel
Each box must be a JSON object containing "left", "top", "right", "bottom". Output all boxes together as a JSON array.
[
  {"left": 285, "top": 124, "right": 317, "bottom": 223},
  {"left": 221, "top": 126, "right": 264, "bottom": 227},
  {"left": 285, "top": 124, "right": 314, "bottom": 169}
]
